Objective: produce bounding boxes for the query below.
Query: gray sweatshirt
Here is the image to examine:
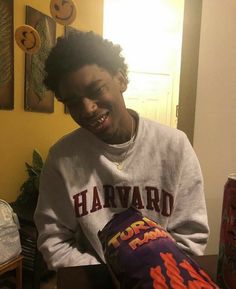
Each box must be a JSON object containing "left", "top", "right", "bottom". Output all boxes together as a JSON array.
[{"left": 34, "top": 110, "right": 209, "bottom": 270}]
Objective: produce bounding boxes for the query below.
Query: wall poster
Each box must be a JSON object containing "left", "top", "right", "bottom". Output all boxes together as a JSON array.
[
  {"left": 25, "top": 6, "right": 56, "bottom": 113},
  {"left": 0, "top": 0, "right": 14, "bottom": 110}
]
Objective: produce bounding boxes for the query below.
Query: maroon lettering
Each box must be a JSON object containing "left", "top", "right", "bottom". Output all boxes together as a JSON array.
[
  {"left": 132, "top": 186, "right": 144, "bottom": 209},
  {"left": 73, "top": 185, "right": 174, "bottom": 218},
  {"left": 146, "top": 186, "right": 160, "bottom": 212},
  {"left": 161, "top": 190, "right": 173, "bottom": 216},
  {"left": 117, "top": 186, "right": 131, "bottom": 207},
  {"left": 103, "top": 185, "right": 117, "bottom": 208},
  {"left": 73, "top": 190, "right": 88, "bottom": 217},
  {"left": 90, "top": 186, "right": 102, "bottom": 213}
]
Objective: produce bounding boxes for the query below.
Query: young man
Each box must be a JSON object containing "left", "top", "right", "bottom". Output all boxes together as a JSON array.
[{"left": 34, "top": 30, "right": 209, "bottom": 270}]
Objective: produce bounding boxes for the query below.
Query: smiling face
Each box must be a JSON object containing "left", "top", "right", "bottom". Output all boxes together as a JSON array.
[
  {"left": 58, "top": 64, "right": 132, "bottom": 144},
  {"left": 50, "top": 0, "right": 76, "bottom": 25},
  {"left": 15, "top": 25, "right": 41, "bottom": 54}
]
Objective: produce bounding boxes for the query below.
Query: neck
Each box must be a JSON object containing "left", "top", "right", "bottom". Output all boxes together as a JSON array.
[{"left": 111, "top": 112, "right": 135, "bottom": 144}]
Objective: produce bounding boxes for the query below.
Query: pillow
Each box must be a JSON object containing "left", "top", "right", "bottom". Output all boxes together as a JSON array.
[{"left": 98, "top": 207, "right": 219, "bottom": 289}]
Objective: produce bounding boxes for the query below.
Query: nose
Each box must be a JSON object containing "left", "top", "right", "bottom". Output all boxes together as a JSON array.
[{"left": 81, "top": 97, "right": 98, "bottom": 117}]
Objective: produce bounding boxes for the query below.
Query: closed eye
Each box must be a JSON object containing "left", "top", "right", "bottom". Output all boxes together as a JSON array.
[
  {"left": 90, "top": 85, "right": 106, "bottom": 99},
  {"left": 59, "top": 94, "right": 82, "bottom": 106}
]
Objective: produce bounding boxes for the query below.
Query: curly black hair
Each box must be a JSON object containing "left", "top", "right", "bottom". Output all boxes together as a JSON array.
[{"left": 44, "top": 30, "right": 128, "bottom": 99}]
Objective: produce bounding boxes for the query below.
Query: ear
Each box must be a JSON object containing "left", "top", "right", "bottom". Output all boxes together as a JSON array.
[{"left": 115, "top": 70, "right": 127, "bottom": 93}]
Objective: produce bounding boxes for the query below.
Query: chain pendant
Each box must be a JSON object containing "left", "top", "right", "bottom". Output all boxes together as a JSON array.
[{"left": 115, "top": 162, "right": 123, "bottom": 170}]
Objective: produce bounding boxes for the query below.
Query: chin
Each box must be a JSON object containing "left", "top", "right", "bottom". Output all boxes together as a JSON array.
[{"left": 97, "top": 132, "right": 113, "bottom": 143}]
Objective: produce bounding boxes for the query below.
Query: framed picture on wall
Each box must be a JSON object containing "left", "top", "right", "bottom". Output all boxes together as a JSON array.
[
  {"left": 0, "top": 0, "right": 14, "bottom": 110},
  {"left": 25, "top": 6, "right": 56, "bottom": 113}
]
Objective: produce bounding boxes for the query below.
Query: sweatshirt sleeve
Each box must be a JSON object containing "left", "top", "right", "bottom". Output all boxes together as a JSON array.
[
  {"left": 34, "top": 151, "right": 100, "bottom": 271},
  {"left": 167, "top": 132, "right": 210, "bottom": 255}
]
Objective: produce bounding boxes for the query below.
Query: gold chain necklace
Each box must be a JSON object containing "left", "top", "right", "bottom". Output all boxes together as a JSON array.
[{"left": 109, "top": 116, "right": 135, "bottom": 170}]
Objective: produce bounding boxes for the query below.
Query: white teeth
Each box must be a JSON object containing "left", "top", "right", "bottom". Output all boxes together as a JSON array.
[
  {"left": 91, "top": 115, "right": 106, "bottom": 127},
  {"left": 98, "top": 116, "right": 105, "bottom": 123}
]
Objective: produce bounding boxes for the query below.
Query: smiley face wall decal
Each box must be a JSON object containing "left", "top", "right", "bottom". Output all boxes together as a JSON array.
[
  {"left": 50, "top": 0, "right": 77, "bottom": 26},
  {"left": 15, "top": 25, "right": 41, "bottom": 54}
]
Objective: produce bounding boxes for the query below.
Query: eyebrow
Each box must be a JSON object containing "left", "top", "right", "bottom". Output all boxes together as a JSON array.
[
  {"left": 84, "top": 79, "right": 103, "bottom": 92},
  {"left": 58, "top": 79, "right": 104, "bottom": 102}
]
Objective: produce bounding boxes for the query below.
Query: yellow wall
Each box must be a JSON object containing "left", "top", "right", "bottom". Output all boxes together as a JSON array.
[{"left": 0, "top": 0, "right": 103, "bottom": 202}]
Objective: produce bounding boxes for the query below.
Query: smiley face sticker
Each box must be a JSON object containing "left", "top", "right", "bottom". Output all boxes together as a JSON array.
[
  {"left": 50, "top": 0, "right": 77, "bottom": 26},
  {"left": 15, "top": 25, "right": 41, "bottom": 54}
]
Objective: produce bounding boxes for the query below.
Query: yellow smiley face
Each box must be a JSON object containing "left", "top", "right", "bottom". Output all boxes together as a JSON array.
[
  {"left": 50, "top": 0, "right": 77, "bottom": 25},
  {"left": 15, "top": 25, "right": 41, "bottom": 54}
]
